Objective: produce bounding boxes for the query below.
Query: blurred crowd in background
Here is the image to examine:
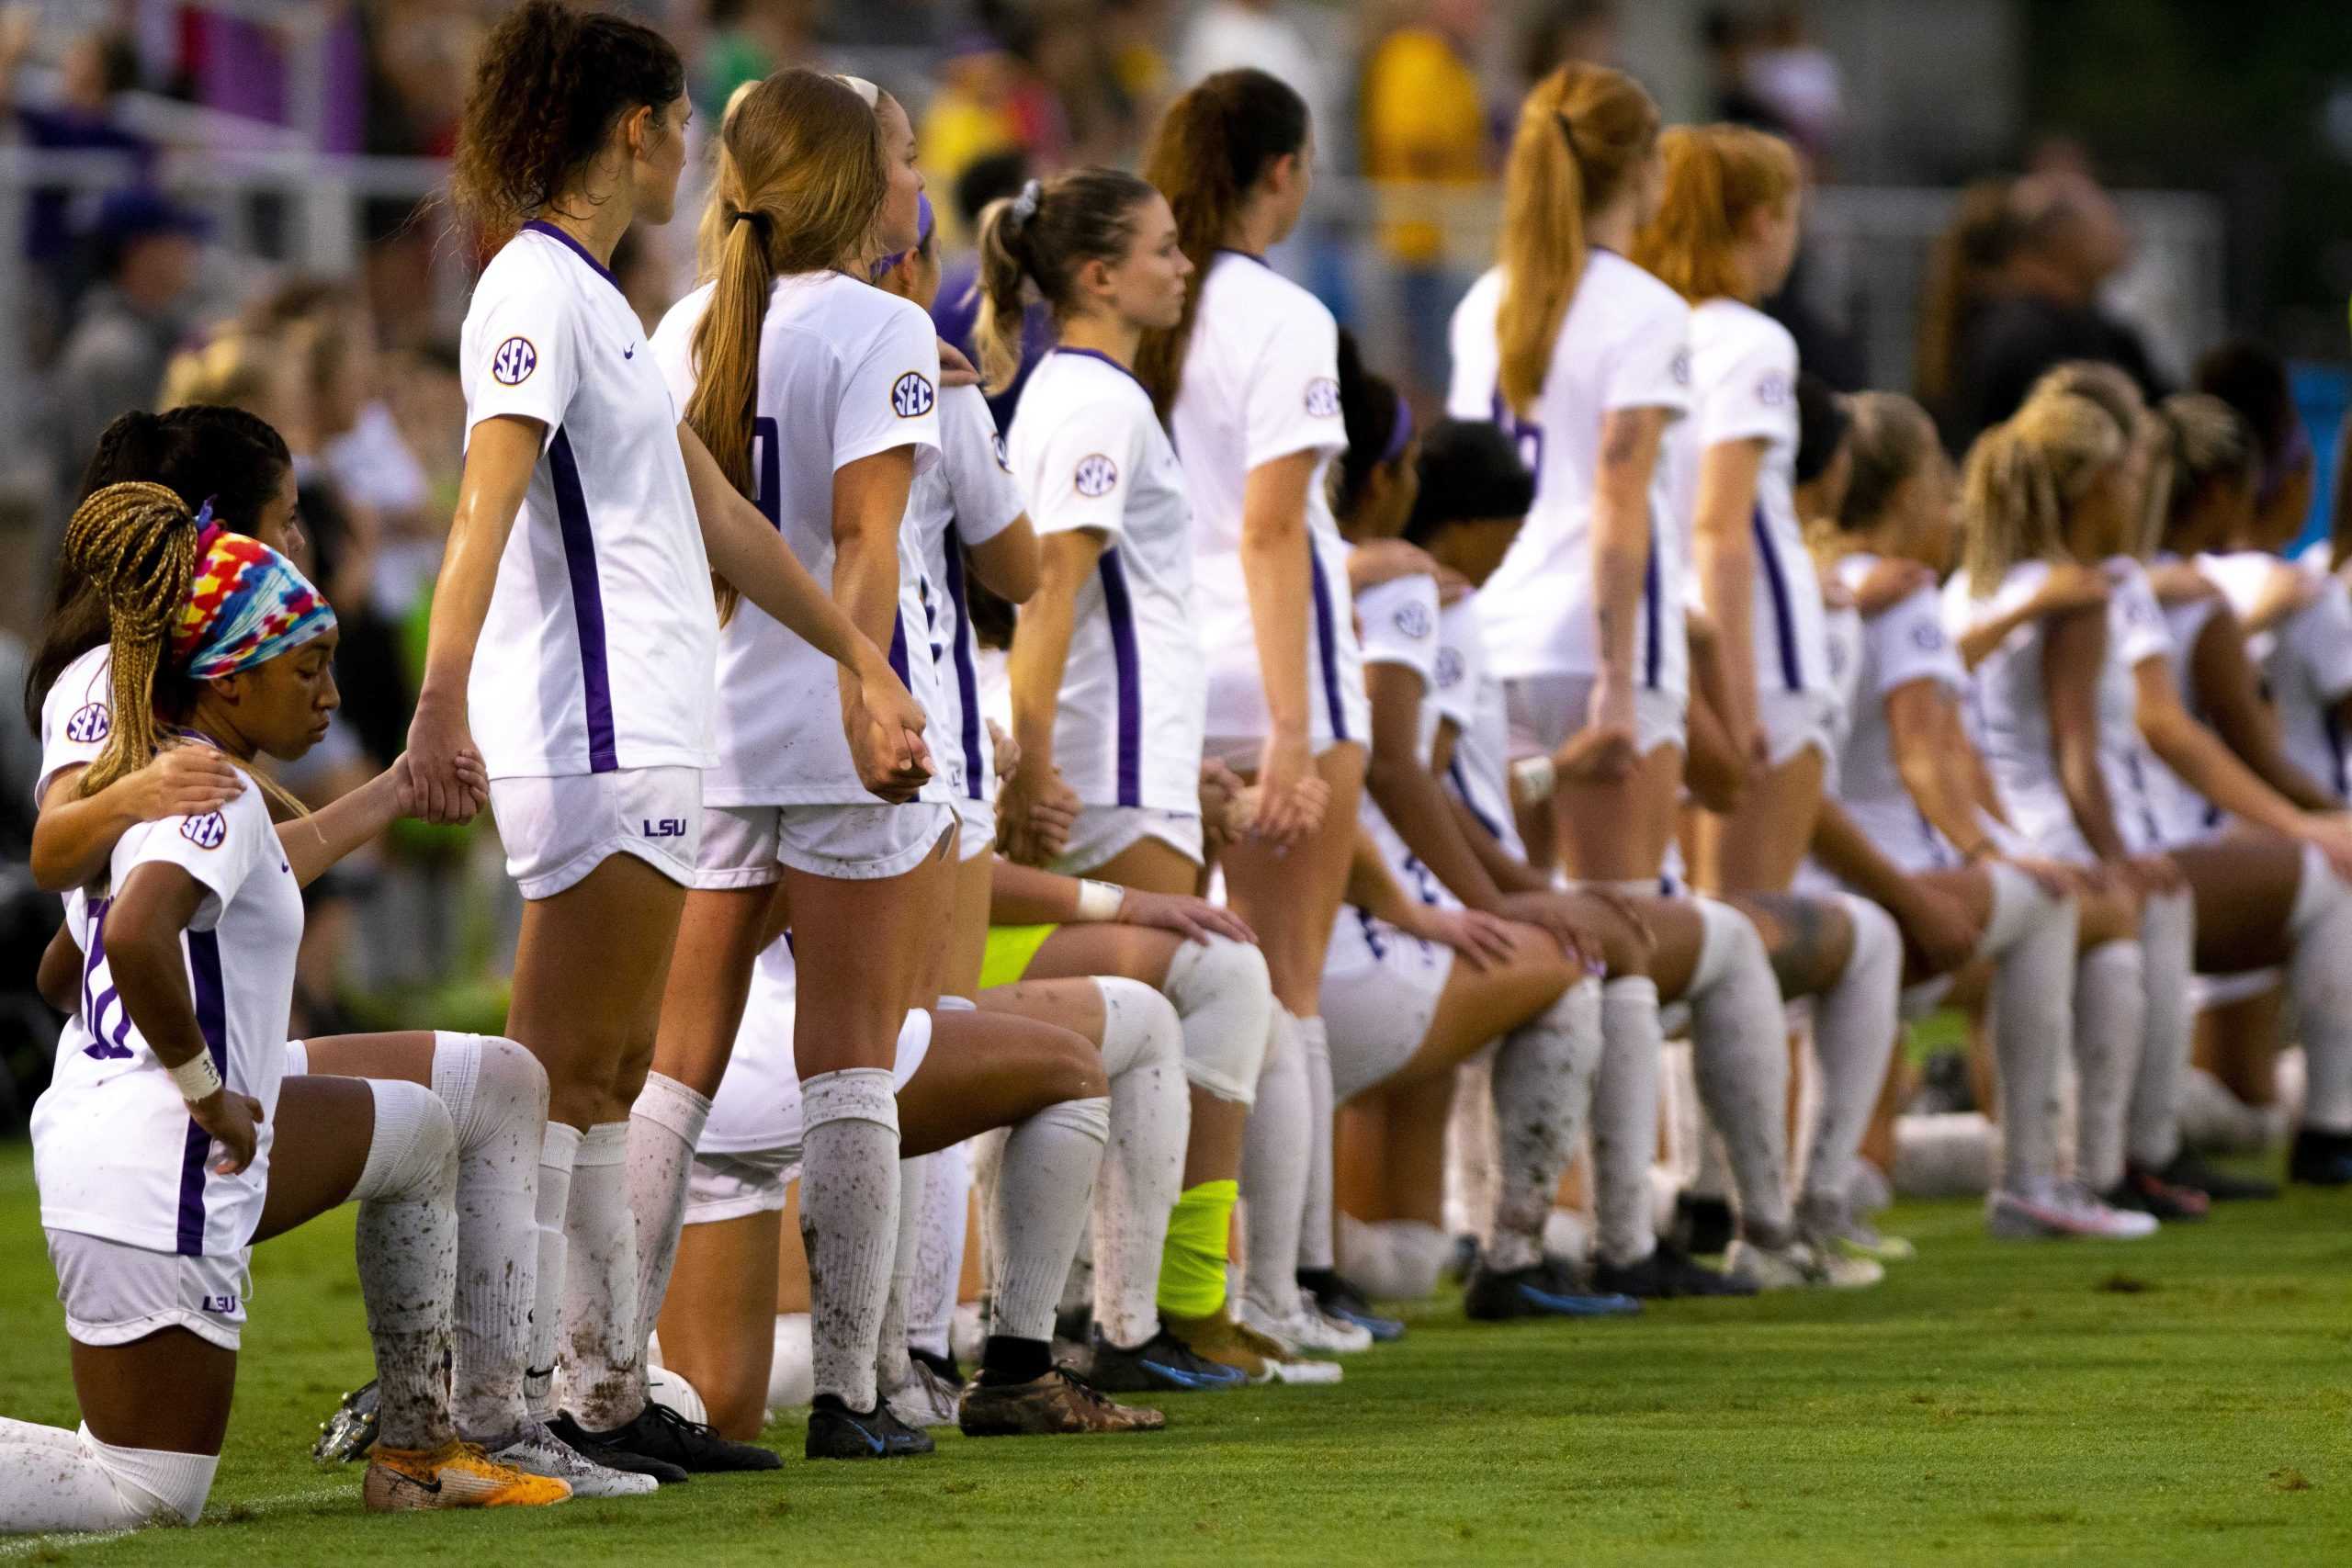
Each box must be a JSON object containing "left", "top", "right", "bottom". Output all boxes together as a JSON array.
[{"left": 0, "top": 0, "right": 2347, "bottom": 1122}]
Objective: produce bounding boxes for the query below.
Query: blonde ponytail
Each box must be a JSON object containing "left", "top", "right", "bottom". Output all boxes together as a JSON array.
[{"left": 1961, "top": 392, "right": 2122, "bottom": 595}]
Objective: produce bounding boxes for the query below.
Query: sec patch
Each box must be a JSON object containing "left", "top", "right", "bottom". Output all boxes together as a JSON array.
[
  {"left": 492, "top": 336, "right": 537, "bottom": 387},
  {"left": 892, "top": 371, "right": 936, "bottom": 419},
  {"left": 181, "top": 811, "right": 228, "bottom": 850}
]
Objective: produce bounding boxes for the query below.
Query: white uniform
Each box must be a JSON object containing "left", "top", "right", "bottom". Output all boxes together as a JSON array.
[
  {"left": 1173, "top": 251, "right": 1369, "bottom": 753},
  {"left": 33, "top": 773, "right": 299, "bottom": 1349},
  {"left": 1825, "top": 558, "right": 1975, "bottom": 874},
  {"left": 652, "top": 271, "right": 956, "bottom": 884},
  {"left": 688, "top": 938, "right": 933, "bottom": 1224},
  {"left": 1322, "top": 574, "right": 1456, "bottom": 1080},
  {"left": 1949, "top": 558, "right": 2173, "bottom": 861},
  {"left": 1668, "top": 299, "right": 1834, "bottom": 764},
  {"left": 462, "top": 222, "right": 717, "bottom": 898},
  {"left": 1014, "top": 346, "right": 1208, "bottom": 869},
  {"left": 2140, "top": 560, "right": 2229, "bottom": 846},
  {"left": 910, "top": 383, "right": 1026, "bottom": 861},
  {"left": 1446, "top": 255, "right": 1692, "bottom": 756},
  {"left": 2201, "top": 551, "right": 2352, "bottom": 803},
  {"left": 1434, "top": 594, "right": 1525, "bottom": 862},
  {"left": 35, "top": 646, "right": 113, "bottom": 807}
]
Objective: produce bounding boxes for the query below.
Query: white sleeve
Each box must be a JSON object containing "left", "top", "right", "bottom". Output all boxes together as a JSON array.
[
  {"left": 467, "top": 263, "right": 582, "bottom": 447},
  {"left": 1243, "top": 305, "right": 1348, "bottom": 472},
  {"left": 1023, "top": 396, "right": 1143, "bottom": 545},
  {"left": 2109, "top": 564, "right": 2175, "bottom": 669},
  {"left": 112, "top": 784, "right": 270, "bottom": 932},
  {"left": 35, "top": 651, "right": 111, "bottom": 805},
  {"left": 1698, "top": 327, "right": 1795, "bottom": 448},
  {"left": 1602, "top": 299, "right": 1692, "bottom": 417},
  {"left": 649, "top": 292, "right": 704, "bottom": 409},
  {"left": 2286, "top": 578, "right": 2352, "bottom": 705},
  {"left": 836, "top": 306, "right": 943, "bottom": 474},
  {"left": 1445, "top": 287, "right": 1497, "bottom": 421},
  {"left": 1430, "top": 600, "right": 1480, "bottom": 731},
  {"left": 1356, "top": 575, "right": 1442, "bottom": 691},
  {"left": 942, "top": 390, "right": 1025, "bottom": 549},
  {"left": 1868, "top": 585, "right": 1967, "bottom": 699}
]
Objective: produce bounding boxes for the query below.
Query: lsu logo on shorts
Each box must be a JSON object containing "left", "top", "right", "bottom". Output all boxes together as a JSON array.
[
  {"left": 1394, "top": 600, "right": 1433, "bottom": 641},
  {"left": 181, "top": 811, "right": 229, "bottom": 850},
  {"left": 1074, "top": 454, "right": 1119, "bottom": 499},
  {"left": 1912, "top": 622, "right": 1947, "bottom": 651},
  {"left": 492, "top": 336, "right": 537, "bottom": 387},
  {"left": 892, "top": 370, "right": 936, "bottom": 419},
  {"left": 1305, "top": 378, "right": 1341, "bottom": 418},
  {"left": 64, "top": 702, "right": 111, "bottom": 744}
]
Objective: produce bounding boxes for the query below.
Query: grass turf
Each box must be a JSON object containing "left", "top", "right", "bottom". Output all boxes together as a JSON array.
[{"left": 0, "top": 1143, "right": 2346, "bottom": 1565}]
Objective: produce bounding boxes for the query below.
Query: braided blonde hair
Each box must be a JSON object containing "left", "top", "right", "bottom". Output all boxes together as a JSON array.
[
  {"left": 61, "top": 482, "right": 202, "bottom": 798},
  {"left": 1960, "top": 391, "right": 2125, "bottom": 597}
]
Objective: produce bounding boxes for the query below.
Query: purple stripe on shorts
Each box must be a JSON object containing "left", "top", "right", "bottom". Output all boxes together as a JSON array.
[
  {"left": 941, "top": 547, "right": 986, "bottom": 799},
  {"left": 1643, "top": 537, "right": 1662, "bottom": 690},
  {"left": 1097, "top": 548, "right": 1145, "bottom": 807},
  {"left": 1307, "top": 543, "right": 1349, "bottom": 743},
  {"left": 175, "top": 930, "right": 230, "bottom": 1258},
  {"left": 888, "top": 614, "right": 910, "bottom": 685},
  {"left": 548, "top": 430, "right": 619, "bottom": 773},
  {"left": 1753, "top": 507, "right": 1803, "bottom": 692}
]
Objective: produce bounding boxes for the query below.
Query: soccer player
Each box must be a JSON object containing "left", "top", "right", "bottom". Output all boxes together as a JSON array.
[
  {"left": 1136, "top": 70, "right": 1362, "bottom": 1362},
  {"left": 407, "top": 11, "right": 924, "bottom": 1482},
  {"left": 0, "top": 484, "right": 566, "bottom": 1529}
]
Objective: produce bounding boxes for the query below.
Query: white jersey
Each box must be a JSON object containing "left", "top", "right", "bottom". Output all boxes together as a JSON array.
[
  {"left": 1827, "top": 558, "right": 1971, "bottom": 871},
  {"left": 1948, "top": 558, "right": 2172, "bottom": 860},
  {"left": 1447, "top": 254, "right": 1692, "bottom": 694},
  {"left": 1012, "top": 347, "right": 1205, "bottom": 811},
  {"left": 2138, "top": 560, "right": 2228, "bottom": 843},
  {"left": 2201, "top": 551, "right": 2352, "bottom": 801},
  {"left": 1352, "top": 574, "right": 1458, "bottom": 909},
  {"left": 652, "top": 272, "right": 949, "bottom": 807},
  {"left": 33, "top": 773, "right": 297, "bottom": 1256},
  {"left": 459, "top": 222, "right": 718, "bottom": 779},
  {"left": 1668, "top": 299, "right": 1829, "bottom": 701},
  {"left": 36, "top": 645, "right": 115, "bottom": 806},
  {"left": 700, "top": 937, "right": 933, "bottom": 1158},
  {"left": 1435, "top": 592, "right": 1525, "bottom": 862},
  {"left": 1170, "top": 251, "right": 1366, "bottom": 746},
  {"left": 911, "top": 384, "right": 1025, "bottom": 807}
]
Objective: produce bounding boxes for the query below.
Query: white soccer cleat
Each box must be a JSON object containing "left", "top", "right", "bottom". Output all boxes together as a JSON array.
[
  {"left": 883, "top": 1360, "right": 966, "bottom": 1431},
  {"left": 1724, "top": 1235, "right": 1883, "bottom": 1291},
  {"left": 1238, "top": 1298, "right": 1374, "bottom": 1355},
  {"left": 488, "top": 1422, "right": 660, "bottom": 1498},
  {"left": 1985, "top": 1184, "right": 2159, "bottom": 1240}
]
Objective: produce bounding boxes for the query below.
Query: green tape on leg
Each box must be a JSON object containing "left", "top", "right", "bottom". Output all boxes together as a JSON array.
[{"left": 1156, "top": 1179, "right": 1239, "bottom": 1317}]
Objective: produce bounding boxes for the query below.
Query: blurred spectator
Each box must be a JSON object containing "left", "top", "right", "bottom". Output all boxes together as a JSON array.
[
  {"left": 2196, "top": 340, "right": 2314, "bottom": 553},
  {"left": 1743, "top": 6, "right": 1842, "bottom": 161},
  {"left": 933, "top": 151, "right": 1052, "bottom": 427},
  {"left": 695, "top": 0, "right": 820, "bottom": 121},
  {"left": 1178, "top": 1, "right": 1330, "bottom": 159},
  {"left": 1022, "top": 0, "right": 1143, "bottom": 168},
  {"left": 158, "top": 326, "right": 301, "bottom": 435},
  {"left": 1520, "top": 0, "right": 1617, "bottom": 85},
  {"left": 1102, "top": 0, "right": 1177, "bottom": 130},
  {"left": 1916, "top": 177, "right": 2023, "bottom": 441},
  {"left": 922, "top": 31, "right": 1025, "bottom": 237},
  {"left": 1362, "top": 0, "right": 1493, "bottom": 395},
  {"left": 1701, "top": 6, "right": 1782, "bottom": 131},
  {"left": 1950, "top": 169, "right": 2163, "bottom": 447},
  {"left": 47, "top": 187, "right": 206, "bottom": 500}
]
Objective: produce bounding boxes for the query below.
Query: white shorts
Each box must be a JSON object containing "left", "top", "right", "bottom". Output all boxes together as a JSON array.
[
  {"left": 695, "top": 801, "right": 958, "bottom": 887},
  {"left": 1202, "top": 586, "right": 1372, "bottom": 753},
  {"left": 1758, "top": 688, "right": 1838, "bottom": 769},
  {"left": 683, "top": 1148, "right": 801, "bottom": 1226},
  {"left": 1319, "top": 908, "right": 1453, "bottom": 1104},
  {"left": 956, "top": 793, "right": 997, "bottom": 863},
  {"left": 1505, "top": 674, "right": 1688, "bottom": 761},
  {"left": 1052, "top": 806, "right": 1204, "bottom": 875},
  {"left": 47, "top": 1229, "right": 248, "bottom": 1352},
  {"left": 489, "top": 767, "right": 703, "bottom": 900}
]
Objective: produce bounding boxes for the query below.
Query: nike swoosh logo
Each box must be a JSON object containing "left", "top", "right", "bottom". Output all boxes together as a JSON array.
[
  {"left": 393, "top": 1470, "right": 444, "bottom": 1495},
  {"left": 624, "top": 345, "right": 637, "bottom": 359},
  {"left": 842, "top": 1416, "right": 885, "bottom": 1455}
]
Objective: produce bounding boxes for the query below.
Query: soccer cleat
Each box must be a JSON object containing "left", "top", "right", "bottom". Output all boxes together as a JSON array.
[
  {"left": 805, "top": 1393, "right": 933, "bottom": 1460},
  {"left": 1238, "top": 1297, "right": 1374, "bottom": 1356},
  {"left": 1589, "top": 1243, "right": 1758, "bottom": 1299},
  {"left": 2289, "top": 1124, "right": 2352, "bottom": 1186},
  {"left": 1165, "top": 1306, "right": 1342, "bottom": 1383},
  {"left": 1797, "top": 1193, "right": 1916, "bottom": 1264},
  {"left": 1463, "top": 1258, "right": 1642, "bottom": 1321},
  {"left": 1305, "top": 1278, "right": 1407, "bottom": 1343},
  {"left": 1985, "top": 1184, "right": 2157, "bottom": 1240},
  {"left": 2104, "top": 1165, "right": 2211, "bottom": 1222},
  {"left": 489, "top": 1421, "right": 663, "bottom": 1497},
  {"left": 363, "top": 1440, "right": 572, "bottom": 1511},
  {"left": 1671, "top": 1191, "right": 1736, "bottom": 1257},
  {"left": 313, "top": 1380, "right": 379, "bottom": 1465},
  {"left": 2155, "top": 1149, "right": 2278, "bottom": 1202},
  {"left": 1085, "top": 1326, "right": 1248, "bottom": 1393},
  {"left": 958, "top": 1366, "right": 1167, "bottom": 1437},
  {"left": 1724, "top": 1235, "right": 1883, "bottom": 1290},
  {"left": 541, "top": 1414, "right": 686, "bottom": 1485},
  {"left": 563, "top": 1399, "right": 781, "bottom": 1474},
  {"left": 884, "top": 1359, "right": 967, "bottom": 1431}
]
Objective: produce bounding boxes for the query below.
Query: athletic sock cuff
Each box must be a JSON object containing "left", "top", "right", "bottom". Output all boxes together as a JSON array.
[
  {"left": 574, "top": 1120, "right": 629, "bottom": 1167},
  {"left": 632, "top": 1072, "right": 713, "bottom": 1146},
  {"left": 802, "top": 1067, "right": 901, "bottom": 1135}
]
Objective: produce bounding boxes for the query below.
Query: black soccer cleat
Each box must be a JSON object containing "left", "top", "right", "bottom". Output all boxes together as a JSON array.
[
  {"left": 568, "top": 1397, "right": 781, "bottom": 1473},
  {"left": 1085, "top": 1326, "right": 1248, "bottom": 1393},
  {"left": 805, "top": 1393, "right": 934, "bottom": 1460},
  {"left": 312, "top": 1379, "right": 380, "bottom": 1465},
  {"left": 1305, "top": 1278, "right": 1406, "bottom": 1343},
  {"left": 2290, "top": 1124, "right": 2352, "bottom": 1186},
  {"left": 1590, "top": 1242, "right": 1758, "bottom": 1299},
  {"left": 2103, "top": 1165, "right": 2210, "bottom": 1222},
  {"left": 1464, "top": 1258, "right": 1642, "bottom": 1322},
  {"left": 2156, "top": 1149, "right": 2278, "bottom": 1202},
  {"left": 546, "top": 1412, "right": 689, "bottom": 1484},
  {"left": 1671, "top": 1192, "right": 1736, "bottom": 1257}
]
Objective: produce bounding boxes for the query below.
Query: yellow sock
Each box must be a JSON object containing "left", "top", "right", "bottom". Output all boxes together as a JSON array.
[{"left": 1157, "top": 1179, "right": 1238, "bottom": 1318}]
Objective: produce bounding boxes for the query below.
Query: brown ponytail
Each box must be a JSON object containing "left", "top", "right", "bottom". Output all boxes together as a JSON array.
[
  {"left": 61, "top": 483, "right": 203, "bottom": 798},
  {"left": 1915, "top": 179, "right": 2018, "bottom": 423},
  {"left": 974, "top": 168, "right": 1160, "bottom": 393},
  {"left": 1835, "top": 390, "right": 1942, "bottom": 536},
  {"left": 1496, "top": 62, "right": 1660, "bottom": 417},
  {"left": 1960, "top": 392, "right": 2123, "bottom": 596},
  {"left": 1632, "top": 123, "right": 1800, "bottom": 305},
  {"left": 1136, "top": 69, "right": 1309, "bottom": 415}
]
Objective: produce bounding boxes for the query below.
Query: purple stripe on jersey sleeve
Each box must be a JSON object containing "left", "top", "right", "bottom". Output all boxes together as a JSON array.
[
  {"left": 1307, "top": 543, "right": 1350, "bottom": 743},
  {"left": 1097, "top": 549, "right": 1145, "bottom": 807},
  {"left": 175, "top": 929, "right": 231, "bottom": 1258},
  {"left": 941, "top": 547, "right": 986, "bottom": 799},
  {"left": 1752, "top": 507, "right": 1804, "bottom": 692},
  {"left": 548, "top": 430, "right": 620, "bottom": 773}
]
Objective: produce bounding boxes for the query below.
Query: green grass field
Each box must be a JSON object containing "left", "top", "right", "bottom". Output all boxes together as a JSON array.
[{"left": 1, "top": 1142, "right": 2346, "bottom": 1566}]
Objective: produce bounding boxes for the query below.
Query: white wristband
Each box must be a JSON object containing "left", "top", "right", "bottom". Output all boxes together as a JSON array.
[
  {"left": 167, "top": 1052, "right": 222, "bottom": 1102},
  {"left": 1510, "top": 754, "right": 1557, "bottom": 808},
  {"left": 1072, "top": 879, "right": 1125, "bottom": 922}
]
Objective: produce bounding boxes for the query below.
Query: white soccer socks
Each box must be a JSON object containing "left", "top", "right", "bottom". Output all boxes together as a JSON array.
[
  {"left": 1486, "top": 978, "right": 1604, "bottom": 1271},
  {"left": 1240, "top": 1010, "right": 1313, "bottom": 1320},
  {"left": 1090, "top": 979, "right": 1189, "bottom": 1349},
  {"left": 352, "top": 1078, "right": 462, "bottom": 1452},
  {"left": 1592, "top": 976, "right": 1666, "bottom": 1269},
  {"left": 2126, "top": 889, "right": 2197, "bottom": 1172},
  {"left": 1687, "top": 898, "right": 1796, "bottom": 1240},
  {"left": 799, "top": 1068, "right": 902, "bottom": 1413},
  {"left": 431, "top": 1034, "right": 548, "bottom": 1444},
  {"left": 1802, "top": 895, "right": 1903, "bottom": 1213}
]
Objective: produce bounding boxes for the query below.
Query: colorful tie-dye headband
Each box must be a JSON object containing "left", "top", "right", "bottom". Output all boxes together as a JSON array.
[{"left": 169, "top": 525, "right": 335, "bottom": 680}]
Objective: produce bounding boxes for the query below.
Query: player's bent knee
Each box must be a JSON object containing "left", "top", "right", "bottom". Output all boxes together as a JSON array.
[
  {"left": 1161, "top": 934, "right": 1272, "bottom": 1102},
  {"left": 353, "top": 1080, "right": 458, "bottom": 1205},
  {"left": 85, "top": 1429, "right": 218, "bottom": 1528}
]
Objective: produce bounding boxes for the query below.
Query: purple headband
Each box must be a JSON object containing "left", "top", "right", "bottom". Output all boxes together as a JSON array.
[
  {"left": 1379, "top": 389, "right": 1416, "bottom": 467},
  {"left": 869, "top": 193, "right": 936, "bottom": 282}
]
